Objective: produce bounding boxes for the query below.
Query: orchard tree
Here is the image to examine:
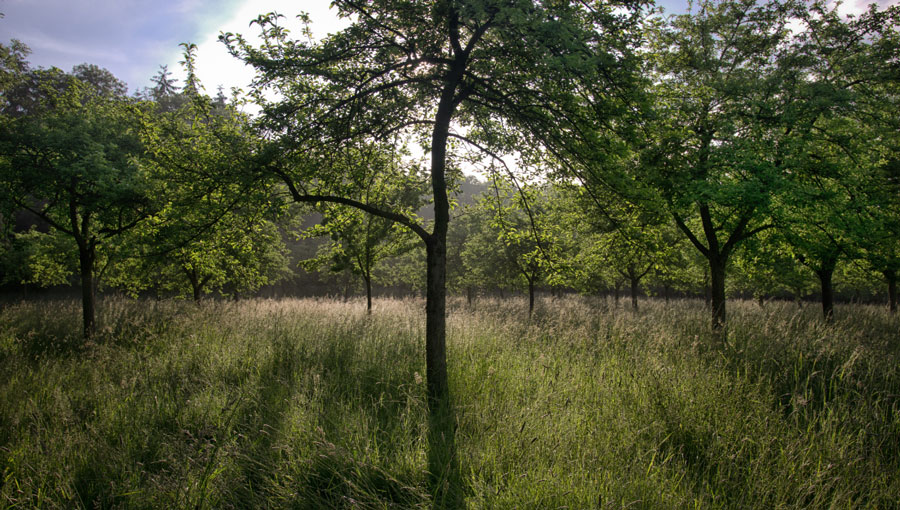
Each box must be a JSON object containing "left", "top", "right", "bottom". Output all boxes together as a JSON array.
[
  {"left": 588, "top": 195, "right": 668, "bottom": 311},
  {"left": 729, "top": 228, "right": 811, "bottom": 306},
  {"left": 775, "top": 154, "right": 860, "bottom": 321},
  {"left": 483, "top": 179, "right": 562, "bottom": 317},
  {"left": 302, "top": 156, "right": 426, "bottom": 312},
  {"left": 773, "top": 2, "right": 900, "bottom": 321},
  {"left": 636, "top": 0, "right": 899, "bottom": 330},
  {"left": 112, "top": 211, "right": 290, "bottom": 301},
  {"left": 866, "top": 159, "right": 900, "bottom": 313},
  {"left": 459, "top": 197, "right": 522, "bottom": 297},
  {"left": 446, "top": 201, "right": 483, "bottom": 305},
  {"left": 120, "top": 44, "right": 287, "bottom": 302},
  {"left": 223, "top": 0, "right": 645, "bottom": 407},
  {"left": 638, "top": 0, "right": 805, "bottom": 331},
  {"left": 0, "top": 66, "right": 154, "bottom": 338}
]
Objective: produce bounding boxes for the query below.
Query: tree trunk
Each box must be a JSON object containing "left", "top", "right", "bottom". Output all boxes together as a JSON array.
[
  {"left": 630, "top": 277, "right": 639, "bottom": 311},
  {"left": 817, "top": 266, "right": 835, "bottom": 322},
  {"left": 528, "top": 278, "right": 535, "bottom": 318},
  {"left": 425, "top": 236, "right": 449, "bottom": 406},
  {"left": 885, "top": 269, "right": 897, "bottom": 314},
  {"left": 614, "top": 283, "right": 621, "bottom": 306},
  {"left": 364, "top": 273, "right": 373, "bottom": 314},
  {"left": 466, "top": 286, "right": 474, "bottom": 307},
  {"left": 78, "top": 243, "right": 96, "bottom": 339},
  {"left": 709, "top": 256, "right": 727, "bottom": 331},
  {"left": 664, "top": 284, "right": 670, "bottom": 304},
  {"left": 187, "top": 271, "right": 202, "bottom": 303},
  {"left": 423, "top": 60, "right": 459, "bottom": 408}
]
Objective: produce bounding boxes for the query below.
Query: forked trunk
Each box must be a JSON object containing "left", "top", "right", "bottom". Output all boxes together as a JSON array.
[{"left": 186, "top": 270, "right": 202, "bottom": 302}]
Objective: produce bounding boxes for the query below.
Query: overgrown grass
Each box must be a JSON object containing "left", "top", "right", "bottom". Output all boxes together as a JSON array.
[{"left": 1, "top": 295, "right": 898, "bottom": 508}]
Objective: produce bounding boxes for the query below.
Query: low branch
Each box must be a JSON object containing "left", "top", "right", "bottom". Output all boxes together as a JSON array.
[{"left": 275, "top": 168, "right": 430, "bottom": 242}]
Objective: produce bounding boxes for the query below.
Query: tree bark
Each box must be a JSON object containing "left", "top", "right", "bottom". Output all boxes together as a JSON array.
[
  {"left": 364, "top": 273, "right": 373, "bottom": 314},
  {"left": 422, "top": 51, "right": 462, "bottom": 407},
  {"left": 186, "top": 270, "right": 202, "bottom": 302},
  {"left": 78, "top": 243, "right": 96, "bottom": 339},
  {"left": 528, "top": 278, "right": 535, "bottom": 318},
  {"left": 817, "top": 265, "right": 835, "bottom": 322},
  {"left": 885, "top": 269, "right": 897, "bottom": 314},
  {"left": 709, "top": 256, "right": 727, "bottom": 331},
  {"left": 630, "top": 276, "right": 639, "bottom": 311},
  {"left": 425, "top": 236, "right": 448, "bottom": 406}
]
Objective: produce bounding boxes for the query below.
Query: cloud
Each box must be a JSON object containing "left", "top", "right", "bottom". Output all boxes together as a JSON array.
[
  {"left": 162, "top": 0, "right": 347, "bottom": 100},
  {"left": 833, "top": 0, "right": 898, "bottom": 17},
  {"left": 1, "top": 0, "right": 250, "bottom": 91}
]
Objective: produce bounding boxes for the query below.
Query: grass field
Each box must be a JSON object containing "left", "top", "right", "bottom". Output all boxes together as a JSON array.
[{"left": 1, "top": 295, "right": 898, "bottom": 509}]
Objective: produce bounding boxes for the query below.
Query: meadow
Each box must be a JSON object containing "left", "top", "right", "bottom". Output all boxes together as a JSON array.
[{"left": 1, "top": 295, "right": 898, "bottom": 509}]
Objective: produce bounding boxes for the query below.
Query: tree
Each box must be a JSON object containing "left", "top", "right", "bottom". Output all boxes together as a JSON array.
[
  {"left": 301, "top": 159, "right": 425, "bottom": 312},
  {"left": 223, "top": 0, "right": 644, "bottom": 408},
  {"left": 111, "top": 209, "right": 290, "bottom": 302},
  {"left": 634, "top": 0, "right": 900, "bottom": 329},
  {"left": 0, "top": 67, "right": 154, "bottom": 338},
  {"left": 866, "top": 158, "right": 900, "bottom": 313},
  {"left": 116, "top": 47, "right": 290, "bottom": 303},
  {"left": 484, "top": 179, "right": 563, "bottom": 317},
  {"left": 586, "top": 192, "right": 668, "bottom": 311},
  {"left": 638, "top": 0, "right": 808, "bottom": 332},
  {"left": 729, "top": 228, "right": 812, "bottom": 306},
  {"left": 774, "top": 2, "right": 900, "bottom": 320},
  {"left": 776, "top": 159, "right": 856, "bottom": 321}
]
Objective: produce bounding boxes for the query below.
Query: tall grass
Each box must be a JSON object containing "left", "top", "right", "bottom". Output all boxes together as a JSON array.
[{"left": 1, "top": 295, "right": 898, "bottom": 508}]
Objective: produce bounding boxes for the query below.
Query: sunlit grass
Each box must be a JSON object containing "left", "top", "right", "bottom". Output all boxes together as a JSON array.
[{"left": 1, "top": 295, "right": 898, "bottom": 508}]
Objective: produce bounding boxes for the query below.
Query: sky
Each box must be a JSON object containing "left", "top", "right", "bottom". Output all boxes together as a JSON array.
[
  {"left": 0, "top": 0, "right": 347, "bottom": 94},
  {"left": 0, "top": 0, "right": 894, "bottom": 96}
]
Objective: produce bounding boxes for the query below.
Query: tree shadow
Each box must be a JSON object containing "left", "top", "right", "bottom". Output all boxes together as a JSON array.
[
  {"left": 294, "top": 331, "right": 463, "bottom": 509},
  {"left": 26, "top": 315, "right": 466, "bottom": 508},
  {"left": 426, "top": 397, "right": 464, "bottom": 509}
]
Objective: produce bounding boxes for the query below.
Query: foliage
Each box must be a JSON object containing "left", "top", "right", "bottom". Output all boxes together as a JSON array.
[
  {"left": 0, "top": 62, "right": 154, "bottom": 337},
  {"left": 299, "top": 148, "right": 427, "bottom": 310},
  {"left": 222, "top": 0, "right": 647, "bottom": 406},
  {"left": 111, "top": 45, "right": 290, "bottom": 301}
]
